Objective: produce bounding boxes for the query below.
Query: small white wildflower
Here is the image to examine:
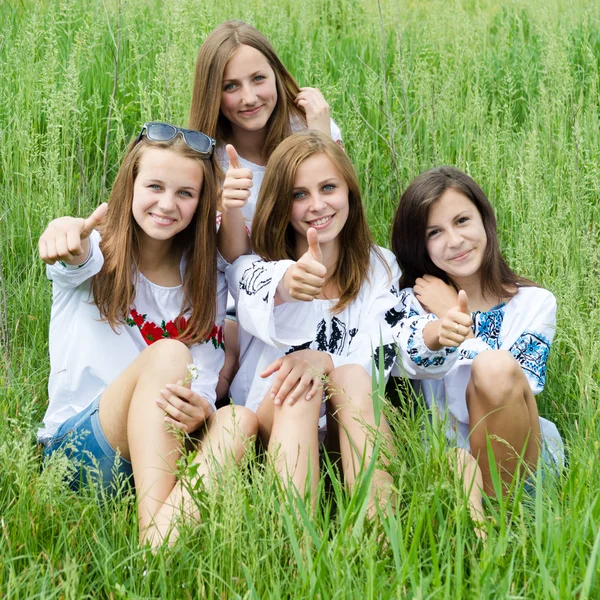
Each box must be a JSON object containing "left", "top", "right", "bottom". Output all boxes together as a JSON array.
[{"left": 185, "top": 363, "right": 199, "bottom": 384}]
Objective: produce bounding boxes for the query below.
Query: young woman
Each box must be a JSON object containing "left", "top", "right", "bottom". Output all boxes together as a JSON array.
[
  {"left": 389, "top": 166, "right": 563, "bottom": 522},
  {"left": 226, "top": 131, "right": 399, "bottom": 512},
  {"left": 189, "top": 19, "right": 343, "bottom": 261},
  {"left": 37, "top": 123, "right": 257, "bottom": 548}
]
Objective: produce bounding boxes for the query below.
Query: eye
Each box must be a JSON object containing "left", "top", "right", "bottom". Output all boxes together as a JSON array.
[
  {"left": 148, "top": 184, "right": 161, "bottom": 191},
  {"left": 254, "top": 74, "right": 266, "bottom": 82},
  {"left": 178, "top": 190, "right": 194, "bottom": 198},
  {"left": 427, "top": 229, "right": 440, "bottom": 238},
  {"left": 292, "top": 190, "right": 306, "bottom": 200},
  {"left": 322, "top": 183, "right": 336, "bottom": 192},
  {"left": 223, "top": 82, "right": 236, "bottom": 92},
  {"left": 457, "top": 216, "right": 469, "bottom": 224}
]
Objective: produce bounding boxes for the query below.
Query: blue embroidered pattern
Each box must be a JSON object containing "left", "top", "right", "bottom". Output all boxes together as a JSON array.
[
  {"left": 407, "top": 319, "right": 457, "bottom": 368},
  {"left": 509, "top": 330, "right": 550, "bottom": 387},
  {"left": 472, "top": 306, "right": 505, "bottom": 349}
]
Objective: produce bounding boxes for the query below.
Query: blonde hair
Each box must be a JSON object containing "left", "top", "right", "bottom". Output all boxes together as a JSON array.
[
  {"left": 189, "top": 20, "right": 306, "bottom": 162},
  {"left": 252, "top": 131, "right": 387, "bottom": 313},
  {"left": 91, "top": 136, "right": 218, "bottom": 344}
]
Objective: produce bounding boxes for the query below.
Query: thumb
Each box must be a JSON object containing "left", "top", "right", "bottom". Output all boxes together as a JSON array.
[
  {"left": 81, "top": 203, "right": 108, "bottom": 238},
  {"left": 226, "top": 144, "right": 241, "bottom": 169},
  {"left": 306, "top": 228, "right": 323, "bottom": 264},
  {"left": 458, "top": 290, "right": 470, "bottom": 315},
  {"left": 261, "top": 358, "right": 282, "bottom": 378}
]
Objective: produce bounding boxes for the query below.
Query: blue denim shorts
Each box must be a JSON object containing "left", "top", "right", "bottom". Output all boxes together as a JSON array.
[{"left": 43, "top": 395, "right": 133, "bottom": 493}]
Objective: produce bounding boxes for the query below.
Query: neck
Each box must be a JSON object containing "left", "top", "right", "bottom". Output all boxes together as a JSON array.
[
  {"left": 228, "top": 125, "right": 268, "bottom": 165},
  {"left": 138, "top": 236, "right": 180, "bottom": 274},
  {"left": 452, "top": 273, "right": 497, "bottom": 311}
]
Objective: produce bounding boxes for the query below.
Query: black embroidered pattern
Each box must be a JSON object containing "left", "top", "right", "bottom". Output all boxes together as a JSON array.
[
  {"left": 239, "top": 261, "right": 271, "bottom": 296},
  {"left": 374, "top": 343, "right": 397, "bottom": 371}
]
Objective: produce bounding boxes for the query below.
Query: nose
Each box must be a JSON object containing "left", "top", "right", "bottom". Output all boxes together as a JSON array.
[
  {"left": 308, "top": 192, "right": 326, "bottom": 213},
  {"left": 157, "top": 191, "right": 177, "bottom": 213},
  {"left": 446, "top": 227, "right": 463, "bottom": 247},
  {"left": 240, "top": 82, "right": 257, "bottom": 105}
]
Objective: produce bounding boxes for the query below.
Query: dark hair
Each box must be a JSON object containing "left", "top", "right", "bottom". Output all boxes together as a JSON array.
[{"left": 391, "top": 166, "right": 536, "bottom": 299}]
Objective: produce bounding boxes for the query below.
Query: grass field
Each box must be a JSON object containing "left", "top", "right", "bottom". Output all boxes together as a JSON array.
[{"left": 1, "top": 0, "right": 599, "bottom": 597}]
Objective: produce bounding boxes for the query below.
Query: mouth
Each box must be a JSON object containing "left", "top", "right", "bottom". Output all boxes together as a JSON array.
[
  {"left": 448, "top": 249, "right": 472, "bottom": 262},
  {"left": 239, "top": 105, "right": 264, "bottom": 117},
  {"left": 306, "top": 214, "right": 335, "bottom": 229},
  {"left": 150, "top": 213, "right": 176, "bottom": 226}
]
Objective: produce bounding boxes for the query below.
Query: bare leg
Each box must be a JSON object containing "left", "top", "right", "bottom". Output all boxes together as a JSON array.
[
  {"left": 256, "top": 393, "right": 322, "bottom": 499},
  {"left": 327, "top": 365, "right": 394, "bottom": 517},
  {"left": 466, "top": 350, "right": 541, "bottom": 496},
  {"left": 452, "top": 448, "right": 486, "bottom": 539},
  {"left": 216, "top": 319, "right": 240, "bottom": 401},
  {"left": 146, "top": 405, "right": 257, "bottom": 547}
]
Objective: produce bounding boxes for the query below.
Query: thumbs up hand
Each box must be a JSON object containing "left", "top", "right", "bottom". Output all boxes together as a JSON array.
[
  {"left": 438, "top": 290, "right": 474, "bottom": 347},
  {"left": 39, "top": 203, "right": 108, "bottom": 265},
  {"left": 280, "top": 228, "right": 327, "bottom": 302},
  {"left": 222, "top": 144, "right": 253, "bottom": 211}
]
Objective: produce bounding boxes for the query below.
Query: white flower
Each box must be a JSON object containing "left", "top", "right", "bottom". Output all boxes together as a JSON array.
[{"left": 186, "top": 363, "right": 199, "bottom": 382}]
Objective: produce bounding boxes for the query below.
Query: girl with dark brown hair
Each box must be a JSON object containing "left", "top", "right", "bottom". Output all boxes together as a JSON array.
[
  {"left": 37, "top": 124, "right": 257, "bottom": 548},
  {"left": 227, "top": 131, "right": 398, "bottom": 513},
  {"left": 390, "top": 166, "right": 563, "bottom": 529}
]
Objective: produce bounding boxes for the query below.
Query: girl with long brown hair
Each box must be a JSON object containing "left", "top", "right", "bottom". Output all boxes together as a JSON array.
[
  {"left": 227, "top": 131, "right": 398, "bottom": 512},
  {"left": 390, "top": 166, "right": 563, "bottom": 529},
  {"left": 37, "top": 123, "right": 257, "bottom": 548}
]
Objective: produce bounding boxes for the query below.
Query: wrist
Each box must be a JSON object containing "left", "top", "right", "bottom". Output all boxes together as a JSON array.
[{"left": 423, "top": 320, "right": 444, "bottom": 351}]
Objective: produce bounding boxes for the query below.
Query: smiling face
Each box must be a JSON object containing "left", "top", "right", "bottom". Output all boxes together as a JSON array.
[
  {"left": 289, "top": 152, "right": 350, "bottom": 254},
  {"left": 425, "top": 188, "right": 487, "bottom": 286},
  {"left": 131, "top": 147, "right": 203, "bottom": 245},
  {"left": 220, "top": 44, "right": 278, "bottom": 135}
]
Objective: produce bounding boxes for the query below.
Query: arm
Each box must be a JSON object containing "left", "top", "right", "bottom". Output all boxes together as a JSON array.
[
  {"left": 217, "top": 145, "right": 252, "bottom": 263},
  {"left": 294, "top": 88, "right": 332, "bottom": 136}
]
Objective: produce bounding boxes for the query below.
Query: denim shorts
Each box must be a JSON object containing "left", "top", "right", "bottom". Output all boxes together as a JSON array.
[{"left": 43, "top": 395, "right": 133, "bottom": 493}]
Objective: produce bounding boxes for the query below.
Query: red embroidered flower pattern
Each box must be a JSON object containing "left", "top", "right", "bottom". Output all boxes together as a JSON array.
[{"left": 128, "top": 308, "right": 223, "bottom": 349}]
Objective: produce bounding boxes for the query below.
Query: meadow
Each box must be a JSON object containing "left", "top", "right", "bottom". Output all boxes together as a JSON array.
[{"left": 1, "top": 0, "right": 599, "bottom": 597}]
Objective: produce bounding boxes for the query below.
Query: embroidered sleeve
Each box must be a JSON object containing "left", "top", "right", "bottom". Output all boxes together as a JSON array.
[
  {"left": 46, "top": 229, "right": 104, "bottom": 289},
  {"left": 502, "top": 291, "right": 556, "bottom": 395},
  {"left": 392, "top": 288, "right": 460, "bottom": 379},
  {"left": 226, "top": 255, "right": 317, "bottom": 348}
]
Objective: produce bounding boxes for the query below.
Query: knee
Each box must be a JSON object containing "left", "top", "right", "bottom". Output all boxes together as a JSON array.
[
  {"left": 217, "top": 405, "right": 258, "bottom": 439},
  {"left": 272, "top": 396, "right": 322, "bottom": 426},
  {"left": 468, "top": 350, "right": 521, "bottom": 411},
  {"left": 145, "top": 338, "right": 192, "bottom": 366},
  {"left": 327, "top": 365, "right": 373, "bottom": 412}
]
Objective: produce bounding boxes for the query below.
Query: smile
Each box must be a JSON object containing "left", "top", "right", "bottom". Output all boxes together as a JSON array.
[
  {"left": 306, "top": 214, "right": 334, "bottom": 228},
  {"left": 448, "top": 249, "right": 472, "bottom": 262},
  {"left": 239, "top": 105, "right": 264, "bottom": 117},
  {"left": 150, "top": 213, "right": 176, "bottom": 226}
]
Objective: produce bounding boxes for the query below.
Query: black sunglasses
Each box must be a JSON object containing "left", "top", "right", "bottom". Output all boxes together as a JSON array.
[{"left": 137, "top": 122, "right": 215, "bottom": 158}]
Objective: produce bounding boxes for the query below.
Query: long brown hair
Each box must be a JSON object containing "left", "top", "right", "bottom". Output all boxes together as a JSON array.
[
  {"left": 189, "top": 20, "right": 306, "bottom": 161},
  {"left": 391, "top": 166, "right": 536, "bottom": 299},
  {"left": 252, "top": 131, "right": 387, "bottom": 313},
  {"left": 91, "top": 136, "right": 218, "bottom": 344}
]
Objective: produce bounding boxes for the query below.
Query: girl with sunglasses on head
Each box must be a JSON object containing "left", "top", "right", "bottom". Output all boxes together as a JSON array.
[
  {"left": 37, "top": 123, "right": 257, "bottom": 548},
  {"left": 389, "top": 166, "right": 563, "bottom": 528},
  {"left": 226, "top": 131, "right": 398, "bottom": 511}
]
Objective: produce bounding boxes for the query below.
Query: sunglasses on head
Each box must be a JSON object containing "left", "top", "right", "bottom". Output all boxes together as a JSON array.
[{"left": 137, "top": 122, "right": 215, "bottom": 158}]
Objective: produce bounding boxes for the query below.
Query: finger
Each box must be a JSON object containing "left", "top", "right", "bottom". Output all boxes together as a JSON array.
[
  {"left": 261, "top": 358, "right": 283, "bottom": 379},
  {"left": 164, "top": 416, "right": 188, "bottom": 432},
  {"left": 54, "top": 234, "right": 72, "bottom": 262},
  {"left": 81, "top": 203, "right": 108, "bottom": 239},
  {"left": 226, "top": 144, "right": 241, "bottom": 169},
  {"left": 38, "top": 238, "right": 53, "bottom": 264},
  {"left": 305, "top": 379, "right": 323, "bottom": 401},
  {"left": 287, "top": 372, "right": 314, "bottom": 405},
  {"left": 223, "top": 177, "right": 253, "bottom": 191},
  {"left": 222, "top": 189, "right": 252, "bottom": 201},
  {"left": 157, "top": 397, "right": 192, "bottom": 424},
  {"left": 458, "top": 290, "right": 470, "bottom": 315},
  {"left": 306, "top": 228, "right": 323, "bottom": 263},
  {"left": 275, "top": 371, "right": 304, "bottom": 406},
  {"left": 291, "top": 269, "right": 325, "bottom": 288},
  {"left": 66, "top": 227, "right": 84, "bottom": 257}
]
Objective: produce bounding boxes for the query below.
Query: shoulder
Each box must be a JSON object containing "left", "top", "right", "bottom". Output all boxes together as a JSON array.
[
  {"left": 329, "top": 118, "right": 342, "bottom": 142},
  {"left": 510, "top": 286, "right": 556, "bottom": 310}
]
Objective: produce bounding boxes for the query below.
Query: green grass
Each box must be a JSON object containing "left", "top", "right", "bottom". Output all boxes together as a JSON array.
[{"left": 1, "top": 0, "right": 599, "bottom": 597}]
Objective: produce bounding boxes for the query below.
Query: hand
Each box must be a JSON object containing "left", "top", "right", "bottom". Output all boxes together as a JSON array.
[
  {"left": 39, "top": 203, "right": 108, "bottom": 265},
  {"left": 261, "top": 349, "right": 333, "bottom": 406},
  {"left": 281, "top": 228, "right": 327, "bottom": 302},
  {"left": 156, "top": 380, "right": 213, "bottom": 433},
  {"left": 221, "top": 145, "right": 253, "bottom": 212},
  {"left": 414, "top": 275, "right": 458, "bottom": 319},
  {"left": 294, "top": 87, "right": 330, "bottom": 135},
  {"left": 437, "top": 290, "right": 474, "bottom": 347}
]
